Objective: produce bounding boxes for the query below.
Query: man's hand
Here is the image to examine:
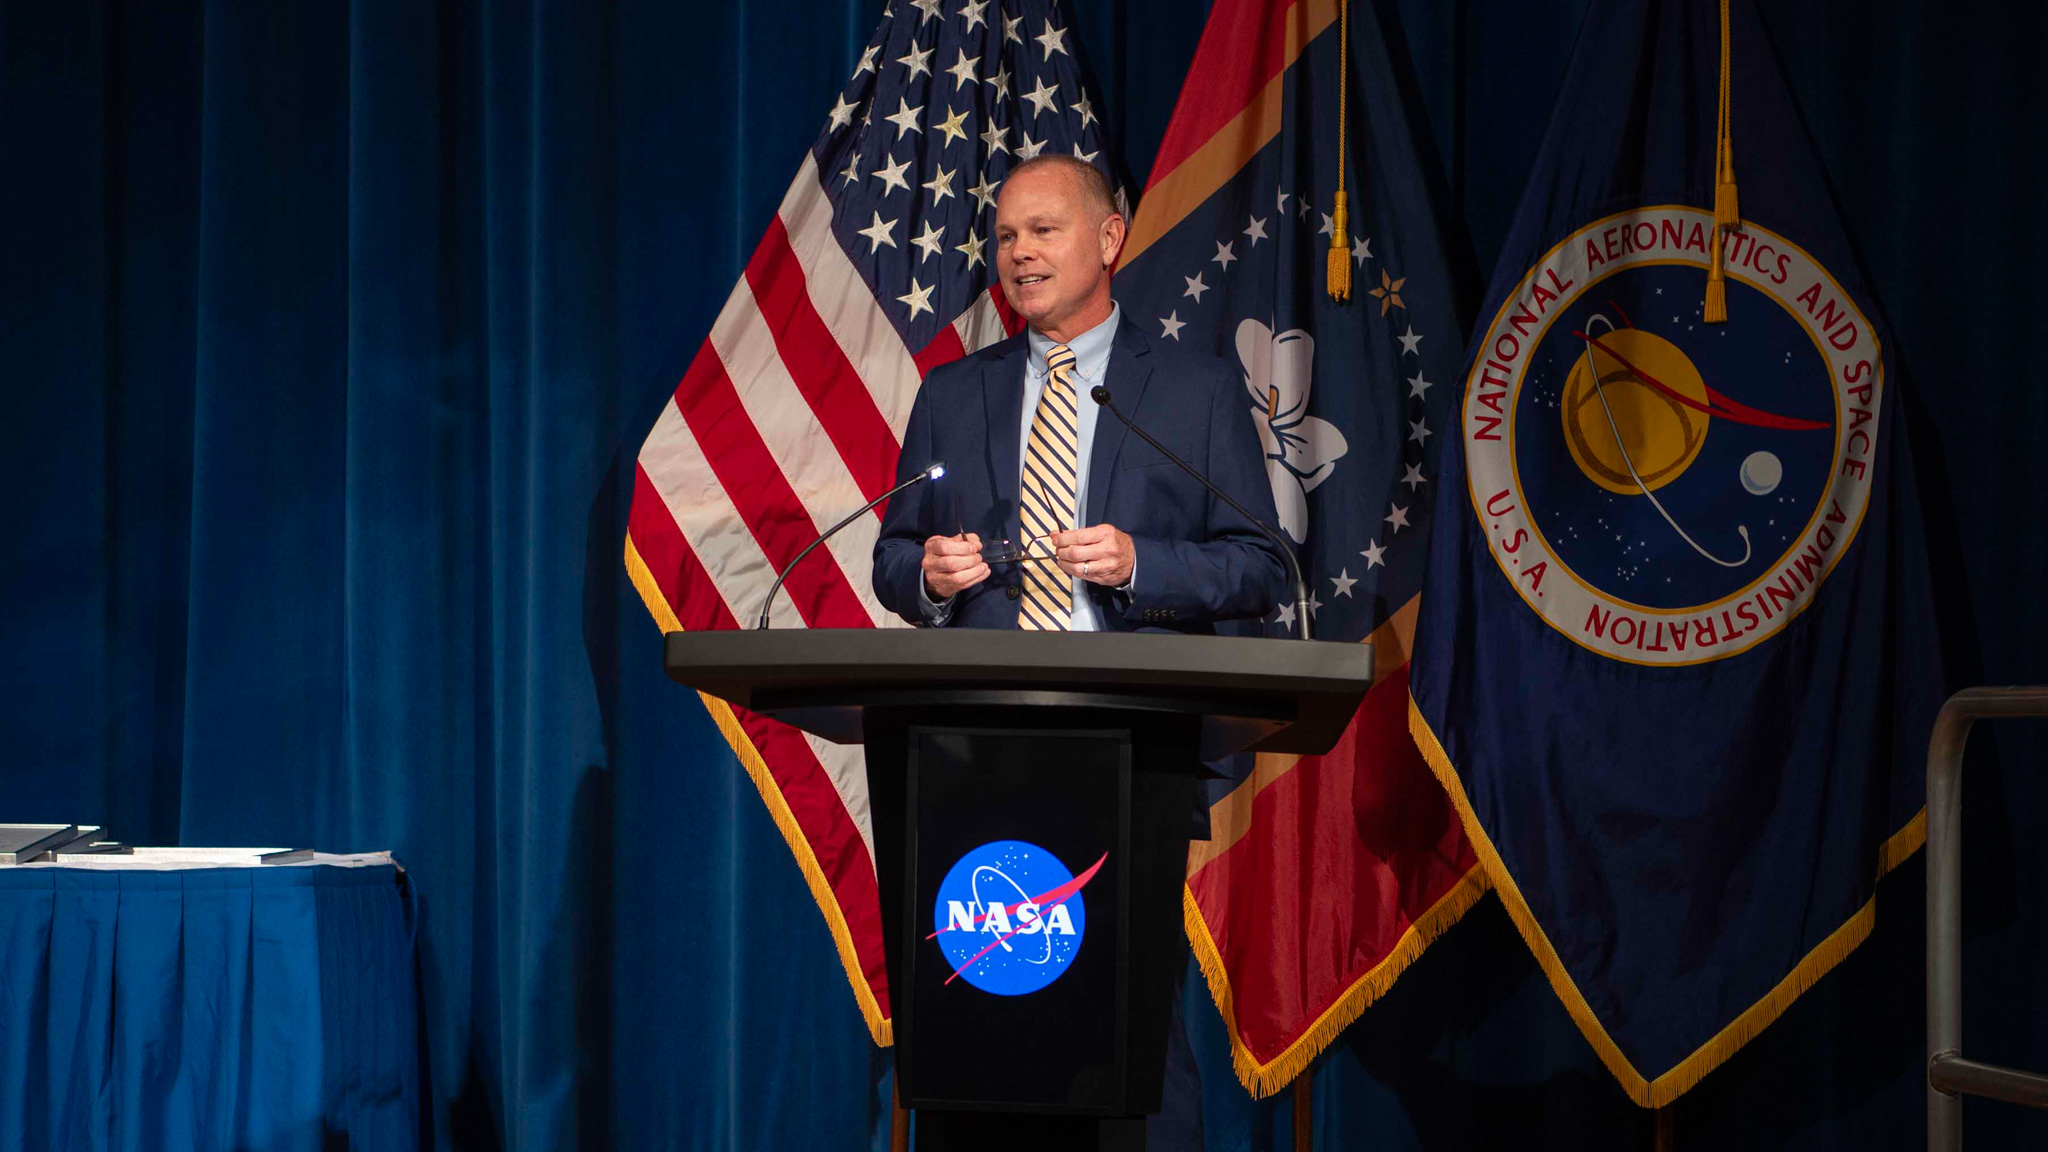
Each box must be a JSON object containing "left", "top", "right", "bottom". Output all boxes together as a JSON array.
[
  {"left": 1050, "top": 523, "right": 1135, "bottom": 587},
  {"left": 922, "top": 532, "right": 989, "bottom": 600}
]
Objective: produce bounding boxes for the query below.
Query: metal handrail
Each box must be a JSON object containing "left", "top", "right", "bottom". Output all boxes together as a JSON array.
[{"left": 1926, "top": 685, "right": 2048, "bottom": 1151}]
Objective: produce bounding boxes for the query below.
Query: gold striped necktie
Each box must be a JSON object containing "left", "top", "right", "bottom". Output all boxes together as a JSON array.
[{"left": 1017, "top": 342, "right": 1081, "bottom": 630}]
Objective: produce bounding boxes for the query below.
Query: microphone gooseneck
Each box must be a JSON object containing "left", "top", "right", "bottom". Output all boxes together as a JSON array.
[
  {"left": 1089, "top": 385, "right": 1311, "bottom": 641},
  {"left": 757, "top": 461, "right": 945, "bottom": 629}
]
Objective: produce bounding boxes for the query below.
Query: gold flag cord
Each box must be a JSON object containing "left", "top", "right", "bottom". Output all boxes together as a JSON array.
[
  {"left": 1326, "top": 0, "right": 1352, "bottom": 300},
  {"left": 1705, "top": 0, "right": 1739, "bottom": 322}
]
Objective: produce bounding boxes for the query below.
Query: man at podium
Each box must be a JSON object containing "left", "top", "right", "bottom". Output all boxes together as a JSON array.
[{"left": 873, "top": 155, "right": 1288, "bottom": 632}]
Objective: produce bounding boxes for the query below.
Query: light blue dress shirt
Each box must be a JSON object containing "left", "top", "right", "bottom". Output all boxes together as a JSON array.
[{"left": 923, "top": 304, "right": 1130, "bottom": 629}]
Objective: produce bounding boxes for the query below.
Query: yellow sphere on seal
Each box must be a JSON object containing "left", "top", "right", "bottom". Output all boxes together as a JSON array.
[{"left": 1560, "top": 328, "right": 1710, "bottom": 495}]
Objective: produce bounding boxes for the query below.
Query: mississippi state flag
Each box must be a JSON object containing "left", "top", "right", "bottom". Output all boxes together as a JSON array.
[
  {"left": 1113, "top": 0, "right": 1482, "bottom": 1095},
  {"left": 624, "top": 0, "right": 1127, "bottom": 1042}
]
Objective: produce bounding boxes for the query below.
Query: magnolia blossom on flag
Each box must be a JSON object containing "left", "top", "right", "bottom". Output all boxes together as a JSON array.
[{"left": 1112, "top": 0, "right": 1481, "bottom": 1096}]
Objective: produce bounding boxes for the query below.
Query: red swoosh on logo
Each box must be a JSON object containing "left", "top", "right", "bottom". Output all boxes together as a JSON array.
[{"left": 930, "top": 852, "right": 1107, "bottom": 985}]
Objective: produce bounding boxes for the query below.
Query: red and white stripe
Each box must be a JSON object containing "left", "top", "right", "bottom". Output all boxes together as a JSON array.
[{"left": 627, "top": 153, "right": 1022, "bottom": 1031}]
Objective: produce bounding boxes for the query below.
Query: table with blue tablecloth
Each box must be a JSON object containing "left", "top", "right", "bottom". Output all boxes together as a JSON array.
[{"left": 0, "top": 853, "right": 419, "bottom": 1152}]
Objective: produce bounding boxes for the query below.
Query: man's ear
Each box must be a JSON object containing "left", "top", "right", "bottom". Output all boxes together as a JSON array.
[{"left": 1099, "top": 213, "right": 1127, "bottom": 268}]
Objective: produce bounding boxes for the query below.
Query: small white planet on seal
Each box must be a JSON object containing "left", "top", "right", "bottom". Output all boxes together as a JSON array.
[{"left": 1740, "top": 450, "right": 1782, "bottom": 496}]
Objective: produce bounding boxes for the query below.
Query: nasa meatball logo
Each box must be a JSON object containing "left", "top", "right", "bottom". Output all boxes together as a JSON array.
[
  {"left": 1463, "top": 206, "right": 1882, "bottom": 665},
  {"left": 929, "top": 840, "right": 1103, "bottom": 996}
]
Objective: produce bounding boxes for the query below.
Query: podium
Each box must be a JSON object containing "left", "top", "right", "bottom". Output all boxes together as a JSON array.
[{"left": 666, "top": 629, "right": 1371, "bottom": 1150}]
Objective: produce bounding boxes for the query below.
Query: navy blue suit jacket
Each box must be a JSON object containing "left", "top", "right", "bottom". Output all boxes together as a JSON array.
[{"left": 872, "top": 312, "right": 1289, "bottom": 631}]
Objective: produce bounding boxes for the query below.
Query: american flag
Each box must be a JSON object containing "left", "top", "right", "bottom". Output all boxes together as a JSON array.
[{"left": 623, "top": 0, "right": 1126, "bottom": 1043}]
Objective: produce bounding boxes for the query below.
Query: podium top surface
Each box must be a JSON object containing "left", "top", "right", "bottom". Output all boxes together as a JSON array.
[{"left": 663, "top": 628, "right": 1373, "bottom": 755}]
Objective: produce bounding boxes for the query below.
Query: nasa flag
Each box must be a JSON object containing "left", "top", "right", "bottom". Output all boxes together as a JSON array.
[
  {"left": 1409, "top": 0, "right": 1943, "bottom": 1107},
  {"left": 1114, "top": 0, "right": 1481, "bottom": 1095}
]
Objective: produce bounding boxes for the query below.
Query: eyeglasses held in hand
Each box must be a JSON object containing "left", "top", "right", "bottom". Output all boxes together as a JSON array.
[{"left": 980, "top": 535, "right": 1062, "bottom": 567}]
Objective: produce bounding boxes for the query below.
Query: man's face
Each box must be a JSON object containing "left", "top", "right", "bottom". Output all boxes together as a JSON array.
[{"left": 994, "top": 166, "right": 1121, "bottom": 335}]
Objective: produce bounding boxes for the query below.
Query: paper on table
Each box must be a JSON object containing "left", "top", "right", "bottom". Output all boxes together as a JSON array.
[{"left": 0, "top": 825, "right": 79, "bottom": 865}]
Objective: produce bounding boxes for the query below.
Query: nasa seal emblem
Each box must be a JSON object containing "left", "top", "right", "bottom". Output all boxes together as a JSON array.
[{"left": 1463, "top": 206, "right": 1882, "bottom": 665}]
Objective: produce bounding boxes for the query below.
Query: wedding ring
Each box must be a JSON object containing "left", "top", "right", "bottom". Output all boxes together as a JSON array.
[{"left": 1082, "top": 560, "right": 1091, "bottom": 577}]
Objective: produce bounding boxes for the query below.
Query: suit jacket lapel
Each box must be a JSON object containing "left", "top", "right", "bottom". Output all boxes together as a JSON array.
[
  {"left": 1086, "top": 314, "right": 1153, "bottom": 526},
  {"left": 981, "top": 339, "right": 1027, "bottom": 542}
]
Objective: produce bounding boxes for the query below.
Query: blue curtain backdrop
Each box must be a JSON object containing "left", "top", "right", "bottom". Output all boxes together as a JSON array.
[{"left": 3, "top": 1, "right": 2042, "bottom": 1148}]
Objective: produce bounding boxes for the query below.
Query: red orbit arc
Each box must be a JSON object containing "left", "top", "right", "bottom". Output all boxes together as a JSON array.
[{"left": 1568, "top": 326, "right": 1830, "bottom": 433}]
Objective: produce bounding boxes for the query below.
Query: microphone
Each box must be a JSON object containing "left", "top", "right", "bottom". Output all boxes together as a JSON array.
[
  {"left": 1089, "top": 385, "right": 1312, "bottom": 641},
  {"left": 756, "top": 461, "right": 946, "bottom": 629}
]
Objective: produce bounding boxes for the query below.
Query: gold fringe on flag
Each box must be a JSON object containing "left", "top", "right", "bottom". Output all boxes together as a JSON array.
[
  {"left": 1406, "top": 696, "right": 1927, "bottom": 1107},
  {"left": 1705, "top": 0, "right": 1738, "bottom": 323},
  {"left": 624, "top": 535, "right": 894, "bottom": 1047},
  {"left": 1185, "top": 867, "right": 1489, "bottom": 1098},
  {"left": 1326, "top": 0, "right": 1353, "bottom": 301}
]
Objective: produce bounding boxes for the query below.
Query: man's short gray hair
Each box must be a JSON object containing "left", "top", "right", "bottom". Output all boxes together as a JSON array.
[{"left": 1006, "top": 154, "right": 1118, "bottom": 222}]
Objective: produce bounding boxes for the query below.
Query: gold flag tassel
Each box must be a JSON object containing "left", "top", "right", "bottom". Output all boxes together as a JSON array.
[
  {"left": 1705, "top": 0, "right": 1738, "bottom": 323},
  {"left": 1713, "top": 0, "right": 1740, "bottom": 229},
  {"left": 1705, "top": 257, "right": 1728, "bottom": 323},
  {"left": 1326, "top": 0, "right": 1353, "bottom": 301}
]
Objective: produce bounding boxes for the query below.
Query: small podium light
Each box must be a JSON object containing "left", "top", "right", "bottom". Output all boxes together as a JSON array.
[{"left": 928, "top": 463, "right": 946, "bottom": 481}]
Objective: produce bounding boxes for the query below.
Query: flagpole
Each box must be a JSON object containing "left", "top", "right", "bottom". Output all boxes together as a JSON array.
[{"left": 1293, "top": 1072, "right": 1313, "bottom": 1151}]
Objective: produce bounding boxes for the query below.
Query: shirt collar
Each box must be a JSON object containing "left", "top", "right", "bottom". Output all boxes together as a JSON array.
[{"left": 1026, "top": 303, "right": 1120, "bottom": 381}]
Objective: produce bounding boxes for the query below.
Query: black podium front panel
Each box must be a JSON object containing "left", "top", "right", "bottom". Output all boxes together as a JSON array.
[
  {"left": 664, "top": 630, "right": 1369, "bottom": 1147},
  {"left": 903, "top": 726, "right": 1130, "bottom": 1113}
]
